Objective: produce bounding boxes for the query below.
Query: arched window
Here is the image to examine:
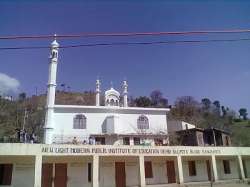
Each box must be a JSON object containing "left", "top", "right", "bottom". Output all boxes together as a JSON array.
[
  {"left": 73, "top": 114, "right": 87, "bottom": 129},
  {"left": 110, "top": 99, "right": 114, "bottom": 106},
  {"left": 137, "top": 115, "right": 149, "bottom": 129}
]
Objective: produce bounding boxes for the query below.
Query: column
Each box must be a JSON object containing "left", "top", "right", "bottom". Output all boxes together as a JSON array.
[
  {"left": 177, "top": 155, "right": 184, "bottom": 184},
  {"left": 34, "top": 155, "right": 42, "bottom": 187},
  {"left": 139, "top": 156, "right": 146, "bottom": 187},
  {"left": 237, "top": 155, "right": 246, "bottom": 180},
  {"left": 92, "top": 155, "right": 99, "bottom": 187},
  {"left": 211, "top": 155, "right": 218, "bottom": 182}
]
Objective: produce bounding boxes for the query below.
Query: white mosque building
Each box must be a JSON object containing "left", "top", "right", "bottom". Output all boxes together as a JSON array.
[{"left": 0, "top": 38, "right": 249, "bottom": 187}]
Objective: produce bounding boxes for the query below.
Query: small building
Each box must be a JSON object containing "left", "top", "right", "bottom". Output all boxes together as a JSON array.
[{"left": 173, "top": 127, "right": 232, "bottom": 147}]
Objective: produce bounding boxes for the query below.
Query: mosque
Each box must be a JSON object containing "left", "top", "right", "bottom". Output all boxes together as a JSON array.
[{"left": 0, "top": 38, "right": 250, "bottom": 187}]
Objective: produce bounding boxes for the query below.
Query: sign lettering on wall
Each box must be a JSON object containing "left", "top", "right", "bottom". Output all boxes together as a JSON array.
[{"left": 41, "top": 146, "right": 221, "bottom": 155}]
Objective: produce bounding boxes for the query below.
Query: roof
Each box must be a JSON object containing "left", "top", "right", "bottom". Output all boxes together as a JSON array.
[{"left": 54, "top": 104, "right": 170, "bottom": 113}]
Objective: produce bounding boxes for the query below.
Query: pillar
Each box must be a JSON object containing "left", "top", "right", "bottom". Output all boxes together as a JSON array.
[
  {"left": 139, "top": 156, "right": 146, "bottom": 187},
  {"left": 237, "top": 155, "right": 246, "bottom": 180},
  {"left": 92, "top": 155, "right": 99, "bottom": 187},
  {"left": 211, "top": 155, "right": 218, "bottom": 182},
  {"left": 34, "top": 155, "right": 42, "bottom": 187},
  {"left": 96, "top": 79, "right": 100, "bottom": 106},
  {"left": 177, "top": 155, "right": 184, "bottom": 184},
  {"left": 122, "top": 80, "right": 128, "bottom": 107},
  {"left": 44, "top": 38, "right": 59, "bottom": 144}
]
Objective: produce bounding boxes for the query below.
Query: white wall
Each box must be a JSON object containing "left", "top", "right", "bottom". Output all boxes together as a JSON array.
[
  {"left": 167, "top": 120, "right": 195, "bottom": 133},
  {"left": 244, "top": 159, "right": 250, "bottom": 178},
  {"left": 52, "top": 107, "right": 168, "bottom": 143},
  {"left": 67, "top": 163, "right": 91, "bottom": 187},
  {"left": 183, "top": 160, "right": 208, "bottom": 182},
  {"left": 12, "top": 164, "right": 34, "bottom": 187},
  {"left": 217, "top": 159, "right": 239, "bottom": 180},
  {"left": 99, "top": 161, "right": 140, "bottom": 187},
  {"left": 100, "top": 162, "right": 115, "bottom": 187},
  {"left": 145, "top": 161, "right": 168, "bottom": 185}
]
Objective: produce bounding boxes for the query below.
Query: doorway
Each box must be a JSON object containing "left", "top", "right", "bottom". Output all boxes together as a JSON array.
[
  {"left": 115, "top": 162, "right": 126, "bottom": 187},
  {"left": 42, "top": 163, "right": 53, "bottom": 187},
  {"left": 54, "top": 163, "right": 67, "bottom": 187},
  {"left": 166, "top": 161, "right": 176, "bottom": 183},
  {"left": 206, "top": 160, "right": 212, "bottom": 181}
]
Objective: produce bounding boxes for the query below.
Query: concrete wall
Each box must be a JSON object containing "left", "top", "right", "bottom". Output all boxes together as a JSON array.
[
  {"left": 145, "top": 161, "right": 168, "bottom": 185},
  {"left": 99, "top": 161, "right": 139, "bottom": 187},
  {"left": 244, "top": 159, "right": 250, "bottom": 178},
  {"left": 52, "top": 107, "right": 167, "bottom": 143},
  {"left": 68, "top": 163, "right": 91, "bottom": 187},
  {"left": 167, "top": 120, "right": 195, "bottom": 133},
  {"left": 217, "top": 159, "right": 239, "bottom": 180},
  {"left": 12, "top": 164, "right": 35, "bottom": 187},
  {"left": 182, "top": 160, "right": 208, "bottom": 182}
]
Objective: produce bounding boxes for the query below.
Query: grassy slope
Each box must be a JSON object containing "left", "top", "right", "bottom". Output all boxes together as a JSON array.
[{"left": 230, "top": 120, "right": 250, "bottom": 146}]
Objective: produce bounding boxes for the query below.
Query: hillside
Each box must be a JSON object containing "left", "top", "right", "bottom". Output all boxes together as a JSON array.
[
  {"left": 0, "top": 91, "right": 249, "bottom": 146},
  {"left": 230, "top": 120, "right": 250, "bottom": 147}
]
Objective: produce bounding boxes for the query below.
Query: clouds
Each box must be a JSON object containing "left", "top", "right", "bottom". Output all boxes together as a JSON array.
[{"left": 0, "top": 73, "right": 20, "bottom": 95}]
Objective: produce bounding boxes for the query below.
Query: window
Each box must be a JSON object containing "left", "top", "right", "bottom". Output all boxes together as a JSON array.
[
  {"left": 95, "top": 137, "right": 105, "bottom": 145},
  {"left": 188, "top": 161, "right": 196, "bottom": 176},
  {"left": 134, "top": 137, "right": 140, "bottom": 145},
  {"left": 223, "top": 160, "right": 231, "bottom": 174},
  {"left": 144, "top": 161, "right": 153, "bottom": 178},
  {"left": 73, "top": 114, "right": 86, "bottom": 129},
  {"left": 123, "top": 137, "right": 130, "bottom": 145},
  {"left": 225, "top": 136, "right": 230, "bottom": 146},
  {"left": 0, "top": 164, "right": 13, "bottom": 185},
  {"left": 137, "top": 115, "right": 149, "bottom": 129},
  {"left": 154, "top": 139, "right": 163, "bottom": 146},
  {"left": 88, "top": 163, "right": 91, "bottom": 182}
]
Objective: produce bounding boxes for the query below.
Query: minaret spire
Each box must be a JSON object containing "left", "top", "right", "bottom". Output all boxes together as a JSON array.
[
  {"left": 96, "top": 78, "right": 101, "bottom": 106},
  {"left": 44, "top": 35, "right": 59, "bottom": 144},
  {"left": 122, "top": 79, "right": 128, "bottom": 107}
]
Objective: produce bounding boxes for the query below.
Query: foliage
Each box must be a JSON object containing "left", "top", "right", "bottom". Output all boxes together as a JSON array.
[
  {"left": 0, "top": 90, "right": 249, "bottom": 146},
  {"left": 239, "top": 108, "right": 248, "bottom": 120},
  {"left": 134, "top": 96, "right": 152, "bottom": 107}
]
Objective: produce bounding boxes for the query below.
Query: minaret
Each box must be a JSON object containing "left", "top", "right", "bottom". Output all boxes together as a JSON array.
[
  {"left": 44, "top": 36, "right": 59, "bottom": 144},
  {"left": 122, "top": 80, "right": 128, "bottom": 107},
  {"left": 96, "top": 79, "right": 101, "bottom": 106}
]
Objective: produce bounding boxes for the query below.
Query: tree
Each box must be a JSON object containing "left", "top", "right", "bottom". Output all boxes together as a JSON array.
[
  {"left": 221, "top": 106, "right": 227, "bottom": 117},
  {"left": 18, "top": 92, "right": 26, "bottom": 101},
  {"left": 213, "top": 100, "right": 221, "bottom": 116},
  {"left": 170, "top": 96, "right": 202, "bottom": 125},
  {"left": 134, "top": 96, "right": 151, "bottom": 107},
  {"left": 150, "top": 90, "right": 168, "bottom": 108},
  {"left": 239, "top": 108, "right": 248, "bottom": 120},
  {"left": 201, "top": 98, "right": 211, "bottom": 110}
]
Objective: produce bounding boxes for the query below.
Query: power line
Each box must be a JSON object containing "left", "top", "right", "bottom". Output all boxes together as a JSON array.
[
  {"left": 1, "top": 29, "right": 250, "bottom": 40},
  {"left": 0, "top": 38, "right": 250, "bottom": 51}
]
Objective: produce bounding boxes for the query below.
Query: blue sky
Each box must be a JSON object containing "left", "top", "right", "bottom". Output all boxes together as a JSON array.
[{"left": 0, "top": 0, "right": 250, "bottom": 113}]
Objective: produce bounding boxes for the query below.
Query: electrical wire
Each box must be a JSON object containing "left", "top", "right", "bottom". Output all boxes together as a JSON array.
[
  {"left": 0, "top": 29, "right": 250, "bottom": 40},
  {"left": 0, "top": 38, "right": 250, "bottom": 51}
]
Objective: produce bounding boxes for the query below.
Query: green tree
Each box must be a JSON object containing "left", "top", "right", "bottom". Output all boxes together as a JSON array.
[
  {"left": 150, "top": 90, "right": 168, "bottom": 108},
  {"left": 239, "top": 108, "right": 248, "bottom": 120},
  {"left": 134, "top": 96, "right": 151, "bottom": 107},
  {"left": 201, "top": 98, "right": 211, "bottom": 110}
]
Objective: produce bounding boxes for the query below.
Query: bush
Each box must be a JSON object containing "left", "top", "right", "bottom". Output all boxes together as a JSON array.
[{"left": 233, "top": 118, "right": 242, "bottom": 123}]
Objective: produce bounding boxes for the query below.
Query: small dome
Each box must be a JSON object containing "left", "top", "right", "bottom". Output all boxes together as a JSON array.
[
  {"left": 105, "top": 87, "right": 120, "bottom": 106},
  {"left": 51, "top": 39, "right": 59, "bottom": 48},
  {"left": 105, "top": 87, "right": 120, "bottom": 97}
]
